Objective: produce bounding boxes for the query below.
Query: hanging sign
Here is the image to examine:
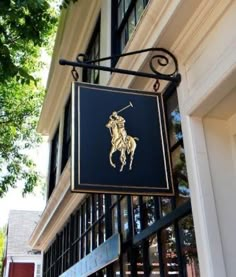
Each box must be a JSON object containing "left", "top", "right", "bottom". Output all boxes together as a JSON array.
[{"left": 71, "top": 82, "right": 174, "bottom": 195}]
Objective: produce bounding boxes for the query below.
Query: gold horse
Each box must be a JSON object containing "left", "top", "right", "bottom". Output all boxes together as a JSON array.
[{"left": 106, "top": 118, "right": 138, "bottom": 172}]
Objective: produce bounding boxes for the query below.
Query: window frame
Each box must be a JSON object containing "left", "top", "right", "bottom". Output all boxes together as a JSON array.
[
  {"left": 82, "top": 16, "right": 101, "bottom": 84},
  {"left": 111, "top": 0, "right": 150, "bottom": 58},
  {"left": 48, "top": 126, "right": 59, "bottom": 200},
  {"left": 61, "top": 95, "right": 71, "bottom": 173}
]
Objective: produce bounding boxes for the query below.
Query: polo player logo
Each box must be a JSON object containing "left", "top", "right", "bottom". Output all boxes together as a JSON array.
[{"left": 106, "top": 102, "right": 139, "bottom": 172}]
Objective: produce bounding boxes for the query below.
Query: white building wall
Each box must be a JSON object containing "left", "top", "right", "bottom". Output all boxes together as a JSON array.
[
  {"left": 177, "top": 1, "right": 236, "bottom": 276},
  {"left": 179, "top": 114, "right": 227, "bottom": 277},
  {"left": 203, "top": 116, "right": 236, "bottom": 277}
]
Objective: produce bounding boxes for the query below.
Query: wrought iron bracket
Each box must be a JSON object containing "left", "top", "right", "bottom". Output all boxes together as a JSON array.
[{"left": 59, "top": 47, "right": 181, "bottom": 85}]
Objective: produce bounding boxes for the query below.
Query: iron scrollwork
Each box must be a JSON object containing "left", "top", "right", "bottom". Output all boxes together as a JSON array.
[
  {"left": 149, "top": 48, "right": 178, "bottom": 77},
  {"left": 76, "top": 53, "right": 88, "bottom": 63},
  {"left": 59, "top": 47, "right": 181, "bottom": 88}
]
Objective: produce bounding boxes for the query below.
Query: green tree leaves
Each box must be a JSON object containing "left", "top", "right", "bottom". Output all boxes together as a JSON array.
[
  {"left": 0, "top": 79, "right": 44, "bottom": 197},
  {"left": 0, "top": 0, "right": 58, "bottom": 84},
  {"left": 0, "top": 0, "right": 58, "bottom": 197}
]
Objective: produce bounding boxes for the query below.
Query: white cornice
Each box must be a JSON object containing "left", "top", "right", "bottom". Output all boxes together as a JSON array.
[
  {"left": 37, "top": 0, "right": 101, "bottom": 138},
  {"left": 173, "top": 0, "right": 233, "bottom": 65}
]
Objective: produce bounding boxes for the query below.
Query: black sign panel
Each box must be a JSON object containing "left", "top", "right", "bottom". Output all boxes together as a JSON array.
[{"left": 71, "top": 82, "right": 174, "bottom": 195}]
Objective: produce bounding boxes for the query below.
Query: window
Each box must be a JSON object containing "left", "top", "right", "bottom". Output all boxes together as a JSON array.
[
  {"left": 112, "top": 0, "right": 150, "bottom": 54},
  {"left": 48, "top": 127, "right": 59, "bottom": 199},
  {"left": 36, "top": 264, "right": 41, "bottom": 277},
  {"left": 164, "top": 88, "right": 190, "bottom": 206},
  {"left": 83, "top": 17, "right": 100, "bottom": 84},
  {"left": 43, "top": 194, "right": 111, "bottom": 277},
  {"left": 61, "top": 96, "right": 71, "bottom": 172}
]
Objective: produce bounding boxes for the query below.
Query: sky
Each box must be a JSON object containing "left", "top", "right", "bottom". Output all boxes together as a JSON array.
[
  {"left": 0, "top": 49, "right": 51, "bottom": 228},
  {"left": 0, "top": 142, "right": 49, "bottom": 228},
  {"left": 0, "top": 184, "right": 46, "bottom": 227}
]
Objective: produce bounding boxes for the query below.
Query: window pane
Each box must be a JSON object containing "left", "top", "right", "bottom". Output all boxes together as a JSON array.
[
  {"left": 103, "top": 268, "right": 107, "bottom": 277},
  {"left": 71, "top": 215, "right": 75, "bottom": 243},
  {"left": 57, "top": 257, "right": 63, "bottom": 275},
  {"left": 122, "top": 253, "right": 131, "bottom": 276},
  {"left": 77, "top": 210, "right": 81, "bottom": 237},
  {"left": 136, "top": 0, "right": 144, "bottom": 23},
  {"left": 161, "top": 225, "right": 179, "bottom": 276},
  {"left": 48, "top": 127, "right": 59, "bottom": 198},
  {"left": 77, "top": 240, "right": 80, "bottom": 261},
  {"left": 94, "top": 34, "right": 100, "bottom": 58},
  {"left": 66, "top": 224, "right": 70, "bottom": 249},
  {"left": 111, "top": 194, "right": 118, "bottom": 205},
  {"left": 142, "top": 196, "right": 155, "bottom": 228},
  {"left": 148, "top": 235, "right": 160, "bottom": 277},
  {"left": 90, "top": 68, "right": 94, "bottom": 83},
  {"left": 51, "top": 129, "right": 59, "bottom": 172},
  {"left": 94, "top": 69, "right": 99, "bottom": 83},
  {"left": 166, "top": 92, "right": 182, "bottom": 147},
  {"left": 112, "top": 206, "right": 119, "bottom": 234},
  {"left": 87, "top": 230, "right": 92, "bottom": 254},
  {"left": 94, "top": 223, "right": 99, "bottom": 249},
  {"left": 135, "top": 244, "right": 144, "bottom": 276},
  {"left": 160, "top": 197, "right": 172, "bottom": 217},
  {"left": 171, "top": 146, "right": 190, "bottom": 205},
  {"left": 132, "top": 196, "right": 141, "bottom": 234},
  {"left": 87, "top": 197, "right": 92, "bottom": 228},
  {"left": 83, "top": 19, "right": 100, "bottom": 84},
  {"left": 118, "top": 0, "right": 124, "bottom": 26},
  {"left": 100, "top": 217, "right": 106, "bottom": 244},
  {"left": 62, "top": 230, "right": 65, "bottom": 252},
  {"left": 113, "top": 260, "right": 121, "bottom": 277},
  {"left": 94, "top": 194, "right": 99, "bottom": 221},
  {"left": 81, "top": 203, "right": 86, "bottom": 234},
  {"left": 120, "top": 197, "right": 129, "bottom": 240},
  {"left": 124, "top": 0, "right": 131, "bottom": 12},
  {"left": 178, "top": 215, "right": 200, "bottom": 276},
  {"left": 121, "top": 25, "right": 127, "bottom": 51},
  {"left": 99, "top": 194, "right": 105, "bottom": 217},
  {"left": 61, "top": 97, "right": 71, "bottom": 172},
  {"left": 72, "top": 244, "right": 76, "bottom": 265},
  {"left": 90, "top": 196, "right": 93, "bottom": 225},
  {"left": 117, "top": 0, "right": 150, "bottom": 52},
  {"left": 128, "top": 9, "right": 135, "bottom": 39},
  {"left": 81, "top": 236, "right": 86, "bottom": 258}
]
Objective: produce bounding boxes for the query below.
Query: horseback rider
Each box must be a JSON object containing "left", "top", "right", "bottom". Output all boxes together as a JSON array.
[
  {"left": 106, "top": 104, "right": 138, "bottom": 171},
  {"left": 109, "top": 111, "right": 127, "bottom": 145}
]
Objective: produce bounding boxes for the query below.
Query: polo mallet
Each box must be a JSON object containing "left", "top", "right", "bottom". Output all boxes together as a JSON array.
[{"left": 117, "top": 101, "right": 133, "bottom": 114}]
